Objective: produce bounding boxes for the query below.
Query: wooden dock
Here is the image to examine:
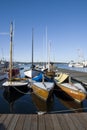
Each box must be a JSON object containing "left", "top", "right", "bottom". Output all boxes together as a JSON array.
[
  {"left": 0, "top": 113, "right": 87, "bottom": 130},
  {"left": 57, "top": 68, "right": 87, "bottom": 85}
]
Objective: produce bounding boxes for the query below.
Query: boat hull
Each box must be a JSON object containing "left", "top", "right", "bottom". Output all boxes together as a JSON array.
[
  {"left": 3, "top": 79, "right": 29, "bottom": 92},
  {"left": 31, "top": 82, "right": 54, "bottom": 101},
  {"left": 24, "top": 69, "right": 40, "bottom": 78},
  {"left": 58, "top": 84, "right": 86, "bottom": 102}
]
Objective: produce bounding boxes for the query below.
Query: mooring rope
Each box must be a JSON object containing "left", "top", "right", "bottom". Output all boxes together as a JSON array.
[{"left": 48, "top": 107, "right": 87, "bottom": 114}]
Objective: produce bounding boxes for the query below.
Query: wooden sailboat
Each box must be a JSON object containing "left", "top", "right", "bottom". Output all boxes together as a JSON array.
[
  {"left": 24, "top": 29, "right": 40, "bottom": 78},
  {"left": 54, "top": 73, "right": 86, "bottom": 102},
  {"left": 3, "top": 22, "right": 29, "bottom": 88},
  {"left": 25, "top": 29, "right": 54, "bottom": 101},
  {"left": 31, "top": 73, "right": 54, "bottom": 101}
]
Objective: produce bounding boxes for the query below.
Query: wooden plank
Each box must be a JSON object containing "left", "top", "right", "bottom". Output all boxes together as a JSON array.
[
  {"left": 38, "top": 115, "right": 45, "bottom": 130},
  {"left": 3, "top": 114, "right": 13, "bottom": 129},
  {"left": 23, "top": 115, "right": 32, "bottom": 130},
  {"left": 57, "top": 114, "right": 69, "bottom": 130},
  {"left": 69, "top": 113, "right": 84, "bottom": 130},
  {"left": 81, "top": 113, "right": 87, "bottom": 121},
  {"left": 0, "top": 114, "right": 7, "bottom": 122},
  {"left": 63, "top": 113, "right": 78, "bottom": 130},
  {"left": 51, "top": 114, "right": 61, "bottom": 130},
  {"left": 0, "top": 113, "right": 87, "bottom": 130},
  {"left": 7, "top": 114, "right": 19, "bottom": 130},
  {"left": 14, "top": 114, "right": 25, "bottom": 130},
  {"left": 44, "top": 114, "right": 54, "bottom": 130},
  {"left": 0, "top": 114, "right": 7, "bottom": 130},
  {"left": 74, "top": 113, "right": 87, "bottom": 129},
  {"left": 30, "top": 114, "right": 37, "bottom": 130}
]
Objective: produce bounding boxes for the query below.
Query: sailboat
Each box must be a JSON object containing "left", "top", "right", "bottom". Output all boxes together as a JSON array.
[
  {"left": 24, "top": 29, "right": 41, "bottom": 78},
  {"left": 31, "top": 71, "right": 54, "bottom": 101},
  {"left": 54, "top": 73, "right": 87, "bottom": 102},
  {"left": 25, "top": 29, "right": 54, "bottom": 101},
  {"left": 2, "top": 22, "right": 29, "bottom": 88}
]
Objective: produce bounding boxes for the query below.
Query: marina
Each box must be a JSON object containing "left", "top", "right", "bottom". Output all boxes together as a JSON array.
[
  {"left": 0, "top": 63, "right": 87, "bottom": 129},
  {"left": 0, "top": 0, "right": 87, "bottom": 129},
  {"left": 0, "top": 63, "right": 87, "bottom": 114}
]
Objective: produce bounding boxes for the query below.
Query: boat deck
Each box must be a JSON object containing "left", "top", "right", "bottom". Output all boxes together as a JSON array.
[{"left": 0, "top": 113, "right": 87, "bottom": 130}]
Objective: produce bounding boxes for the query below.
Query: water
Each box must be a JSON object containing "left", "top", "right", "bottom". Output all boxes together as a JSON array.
[
  {"left": 0, "top": 63, "right": 87, "bottom": 114},
  {"left": 57, "top": 63, "right": 87, "bottom": 72}
]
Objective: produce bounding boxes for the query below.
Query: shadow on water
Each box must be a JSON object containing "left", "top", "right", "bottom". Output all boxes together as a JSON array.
[{"left": 53, "top": 87, "right": 84, "bottom": 113}]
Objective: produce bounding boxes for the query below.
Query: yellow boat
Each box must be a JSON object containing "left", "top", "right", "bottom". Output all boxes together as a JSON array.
[
  {"left": 54, "top": 73, "right": 86, "bottom": 102},
  {"left": 31, "top": 82, "right": 54, "bottom": 101}
]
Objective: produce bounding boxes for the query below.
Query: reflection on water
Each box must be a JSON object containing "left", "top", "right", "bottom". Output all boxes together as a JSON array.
[
  {"left": 2, "top": 84, "right": 87, "bottom": 114},
  {"left": 31, "top": 93, "right": 53, "bottom": 113},
  {"left": 54, "top": 89, "right": 83, "bottom": 113},
  {"left": 3, "top": 86, "right": 29, "bottom": 113},
  {"left": 3, "top": 86, "right": 54, "bottom": 114},
  {"left": 1, "top": 63, "right": 87, "bottom": 114}
]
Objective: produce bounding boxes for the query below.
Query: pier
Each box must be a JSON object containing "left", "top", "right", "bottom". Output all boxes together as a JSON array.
[
  {"left": 57, "top": 68, "right": 87, "bottom": 86},
  {"left": 0, "top": 113, "right": 87, "bottom": 130}
]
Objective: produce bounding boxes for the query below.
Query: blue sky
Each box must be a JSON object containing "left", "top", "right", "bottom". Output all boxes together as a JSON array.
[{"left": 0, "top": 0, "right": 87, "bottom": 62}]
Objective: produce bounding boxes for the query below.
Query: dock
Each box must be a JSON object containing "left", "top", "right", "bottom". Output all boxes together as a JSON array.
[
  {"left": 0, "top": 113, "right": 87, "bottom": 130},
  {"left": 57, "top": 68, "right": 87, "bottom": 86}
]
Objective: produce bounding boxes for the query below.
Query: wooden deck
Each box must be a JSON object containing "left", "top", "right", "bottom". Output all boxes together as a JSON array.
[{"left": 0, "top": 113, "right": 87, "bottom": 130}]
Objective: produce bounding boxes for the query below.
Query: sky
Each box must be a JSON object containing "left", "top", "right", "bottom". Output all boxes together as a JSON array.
[{"left": 0, "top": 0, "right": 87, "bottom": 63}]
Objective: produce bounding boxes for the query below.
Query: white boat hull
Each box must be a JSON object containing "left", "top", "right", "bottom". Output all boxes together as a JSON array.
[
  {"left": 24, "top": 69, "right": 40, "bottom": 78},
  {"left": 3, "top": 80, "right": 29, "bottom": 87}
]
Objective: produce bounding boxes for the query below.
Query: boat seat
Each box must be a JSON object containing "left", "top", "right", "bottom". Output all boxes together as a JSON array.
[{"left": 54, "top": 73, "right": 69, "bottom": 84}]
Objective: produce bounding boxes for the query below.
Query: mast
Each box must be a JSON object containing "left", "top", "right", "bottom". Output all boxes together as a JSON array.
[
  {"left": 32, "top": 28, "right": 34, "bottom": 67},
  {"left": 46, "top": 27, "right": 48, "bottom": 67},
  {"left": 9, "top": 22, "right": 13, "bottom": 81},
  {"left": 48, "top": 41, "right": 51, "bottom": 72}
]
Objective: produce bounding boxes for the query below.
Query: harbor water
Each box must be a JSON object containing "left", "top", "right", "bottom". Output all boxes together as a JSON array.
[{"left": 0, "top": 63, "right": 87, "bottom": 114}]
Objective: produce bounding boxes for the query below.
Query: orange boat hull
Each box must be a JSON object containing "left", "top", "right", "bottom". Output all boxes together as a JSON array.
[
  {"left": 58, "top": 84, "right": 86, "bottom": 102},
  {"left": 32, "top": 84, "right": 53, "bottom": 101}
]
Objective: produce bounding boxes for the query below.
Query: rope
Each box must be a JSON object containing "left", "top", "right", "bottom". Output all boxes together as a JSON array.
[
  {"left": 48, "top": 107, "right": 87, "bottom": 114},
  {"left": 12, "top": 86, "right": 32, "bottom": 94}
]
